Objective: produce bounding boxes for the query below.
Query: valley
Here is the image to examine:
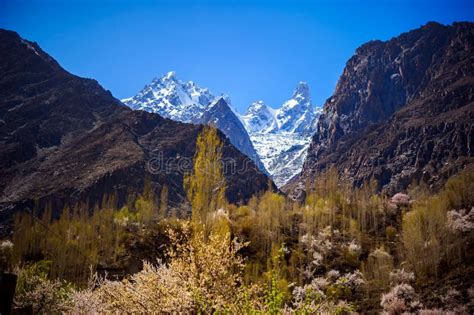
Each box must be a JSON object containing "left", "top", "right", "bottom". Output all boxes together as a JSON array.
[{"left": 0, "top": 16, "right": 473, "bottom": 315}]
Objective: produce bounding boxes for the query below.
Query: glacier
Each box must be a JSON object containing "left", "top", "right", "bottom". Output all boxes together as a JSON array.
[{"left": 240, "top": 82, "right": 321, "bottom": 186}]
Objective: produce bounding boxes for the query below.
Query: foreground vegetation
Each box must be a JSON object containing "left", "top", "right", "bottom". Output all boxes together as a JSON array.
[{"left": 1, "top": 126, "right": 473, "bottom": 313}]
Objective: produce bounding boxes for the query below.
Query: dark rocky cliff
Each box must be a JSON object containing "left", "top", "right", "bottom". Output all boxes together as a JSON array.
[
  {"left": 195, "top": 97, "right": 268, "bottom": 174},
  {"left": 287, "top": 22, "right": 474, "bottom": 198},
  {"left": 0, "top": 30, "right": 272, "bottom": 229}
]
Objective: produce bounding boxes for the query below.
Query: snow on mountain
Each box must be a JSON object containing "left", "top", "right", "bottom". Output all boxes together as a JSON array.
[
  {"left": 123, "top": 74, "right": 320, "bottom": 185},
  {"left": 276, "top": 82, "right": 314, "bottom": 134},
  {"left": 122, "top": 71, "right": 214, "bottom": 122},
  {"left": 250, "top": 132, "right": 311, "bottom": 187},
  {"left": 194, "top": 97, "right": 267, "bottom": 174},
  {"left": 240, "top": 82, "right": 322, "bottom": 187},
  {"left": 241, "top": 101, "right": 277, "bottom": 133},
  {"left": 122, "top": 72, "right": 267, "bottom": 175}
]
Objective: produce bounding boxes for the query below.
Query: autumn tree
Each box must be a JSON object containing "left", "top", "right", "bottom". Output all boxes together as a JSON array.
[
  {"left": 135, "top": 177, "right": 157, "bottom": 225},
  {"left": 184, "top": 126, "right": 227, "bottom": 233}
]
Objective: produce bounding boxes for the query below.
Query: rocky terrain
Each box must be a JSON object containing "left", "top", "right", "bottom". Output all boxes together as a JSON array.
[
  {"left": 123, "top": 74, "right": 322, "bottom": 186},
  {"left": 192, "top": 96, "right": 267, "bottom": 172},
  {"left": 122, "top": 72, "right": 267, "bottom": 174},
  {"left": 0, "top": 29, "right": 272, "bottom": 229},
  {"left": 287, "top": 22, "right": 474, "bottom": 198}
]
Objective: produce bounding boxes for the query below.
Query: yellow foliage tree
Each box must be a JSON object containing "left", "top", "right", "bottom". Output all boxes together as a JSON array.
[
  {"left": 135, "top": 177, "right": 157, "bottom": 225},
  {"left": 184, "top": 126, "right": 227, "bottom": 233},
  {"left": 402, "top": 195, "right": 446, "bottom": 278}
]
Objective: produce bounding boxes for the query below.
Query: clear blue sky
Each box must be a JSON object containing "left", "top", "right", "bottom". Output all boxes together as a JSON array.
[{"left": 1, "top": 0, "right": 473, "bottom": 113}]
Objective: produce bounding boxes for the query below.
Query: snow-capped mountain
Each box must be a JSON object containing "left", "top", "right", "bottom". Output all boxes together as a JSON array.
[
  {"left": 122, "top": 71, "right": 214, "bottom": 122},
  {"left": 240, "top": 82, "right": 322, "bottom": 187},
  {"left": 241, "top": 101, "right": 277, "bottom": 133},
  {"left": 122, "top": 72, "right": 267, "bottom": 174},
  {"left": 123, "top": 74, "right": 320, "bottom": 186}
]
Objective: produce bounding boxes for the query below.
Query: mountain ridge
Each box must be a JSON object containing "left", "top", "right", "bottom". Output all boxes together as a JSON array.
[
  {"left": 0, "top": 29, "right": 273, "bottom": 230},
  {"left": 122, "top": 73, "right": 267, "bottom": 174},
  {"left": 240, "top": 82, "right": 322, "bottom": 186},
  {"left": 286, "top": 21, "right": 474, "bottom": 199}
]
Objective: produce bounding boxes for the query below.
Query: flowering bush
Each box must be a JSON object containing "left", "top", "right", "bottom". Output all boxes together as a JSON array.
[
  {"left": 389, "top": 268, "right": 415, "bottom": 286},
  {"left": 67, "top": 222, "right": 264, "bottom": 313},
  {"left": 446, "top": 207, "right": 474, "bottom": 233},
  {"left": 292, "top": 228, "right": 365, "bottom": 313},
  {"left": 14, "top": 261, "right": 72, "bottom": 314},
  {"left": 380, "top": 283, "right": 421, "bottom": 314},
  {"left": 0, "top": 239, "right": 14, "bottom": 271},
  {"left": 290, "top": 269, "right": 365, "bottom": 313},
  {"left": 300, "top": 226, "right": 362, "bottom": 279},
  {"left": 379, "top": 268, "right": 421, "bottom": 314},
  {"left": 391, "top": 193, "right": 411, "bottom": 207}
]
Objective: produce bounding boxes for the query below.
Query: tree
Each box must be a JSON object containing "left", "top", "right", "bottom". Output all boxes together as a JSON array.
[
  {"left": 159, "top": 184, "right": 169, "bottom": 219},
  {"left": 134, "top": 177, "right": 157, "bottom": 225},
  {"left": 184, "top": 126, "right": 226, "bottom": 233}
]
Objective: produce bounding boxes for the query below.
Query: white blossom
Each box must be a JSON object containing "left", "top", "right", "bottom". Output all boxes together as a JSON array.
[
  {"left": 446, "top": 207, "right": 474, "bottom": 233},
  {"left": 0, "top": 240, "right": 13, "bottom": 250},
  {"left": 390, "top": 193, "right": 411, "bottom": 206},
  {"left": 389, "top": 268, "right": 415, "bottom": 286}
]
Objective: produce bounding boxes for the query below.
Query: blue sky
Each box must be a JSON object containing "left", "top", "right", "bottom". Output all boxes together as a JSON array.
[{"left": 1, "top": 0, "right": 473, "bottom": 113}]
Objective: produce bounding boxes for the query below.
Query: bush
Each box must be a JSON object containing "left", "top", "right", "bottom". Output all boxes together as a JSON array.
[
  {"left": 68, "top": 222, "right": 264, "bottom": 313},
  {"left": 14, "top": 261, "right": 72, "bottom": 314},
  {"left": 365, "top": 247, "right": 394, "bottom": 292},
  {"left": 0, "top": 240, "right": 14, "bottom": 272}
]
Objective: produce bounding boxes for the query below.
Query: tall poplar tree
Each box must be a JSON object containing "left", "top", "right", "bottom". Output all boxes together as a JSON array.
[{"left": 184, "top": 126, "right": 226, "bottom": 231}]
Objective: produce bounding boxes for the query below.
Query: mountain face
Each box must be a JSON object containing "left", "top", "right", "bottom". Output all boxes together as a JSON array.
[
  {"left": 193, "top": 97, "right": 266, "bottom": 172},
  {"left": 122, "top": 74, "right": 266, "bottom": 174},
  {"left": 0, "top": 29, "right": 273, "bottom": 229},
  {"left": 287, "top": 22, "right": 474, "bottom": 199},
  {"left": 123, "top": 75, "right": 322, "bottom": 186},
  {"left": 275, "top": 82, "right": 316, "bottom": 134},
  {"left": 122, "top": 71, "right": 214, "bottom": 123},
  {"left": 240, "top": 83, "right": 322, "bottom": 186}
]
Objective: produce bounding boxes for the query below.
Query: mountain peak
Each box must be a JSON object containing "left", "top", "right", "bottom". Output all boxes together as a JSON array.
[
  {"left": 280, "top": 82, "right": 312, "bottom": 115},
  {"left": 122, "top": 74, "right": 267, "bottom": 174},
  {"left": 151, "top": 71, "right": 178, "bottom": 85},
  {"left": 208, "top": 95, "right": 228, "bottom": 110},
  {"left": 292, "top": 81, "right": 310, "bottom": 102},
  {"left": 245, "top": 100, "right": 270, "bottom": 116},
  {"left": 240, "top": 81, "right": 322, "bottom": 186},
  {"left": 122, "top": 72, "right": 214, "bottom": 122},
  {"left": 164, "top": 70, "right": 176, "bottom": 80}
]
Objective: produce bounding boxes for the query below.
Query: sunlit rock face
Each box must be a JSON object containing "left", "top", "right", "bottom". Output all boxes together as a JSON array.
[{"left": 287, "top": 22, "right": 474, "bottom": 199}]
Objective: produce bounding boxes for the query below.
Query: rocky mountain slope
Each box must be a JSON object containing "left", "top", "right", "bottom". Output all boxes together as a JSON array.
[
  {"left": 240, "top": 83, "right": 322, "bottom": 186},
  {"left": 192, "top": 96, "right": 266, "bottom": 171},
  {"left": 287, "top": 22, "right": 474, "bottom": 198},
  {"left": 122, "top": 73, "right": 266, "bottom": 174},
  {"left": 0, "top": 29, "right": 272, "bottom": 228}
]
